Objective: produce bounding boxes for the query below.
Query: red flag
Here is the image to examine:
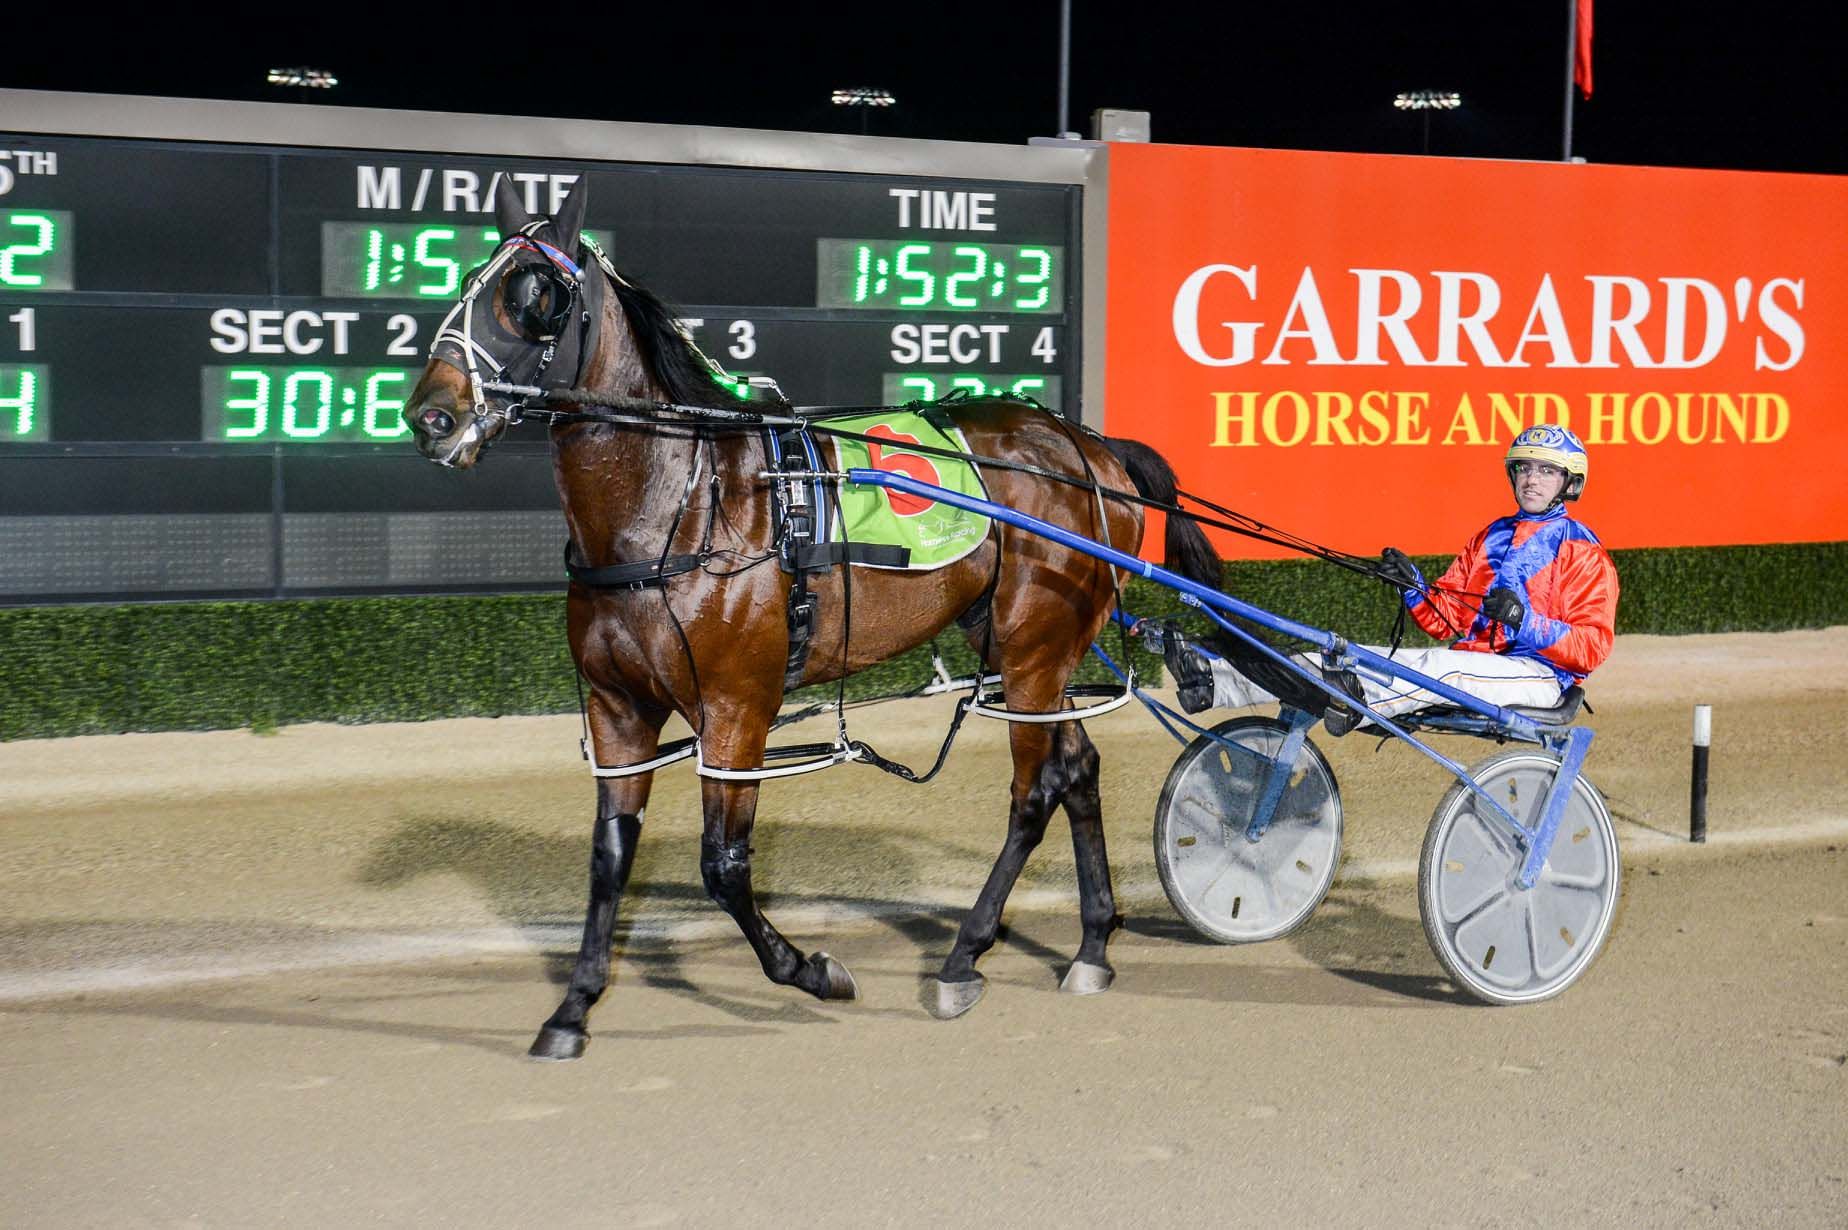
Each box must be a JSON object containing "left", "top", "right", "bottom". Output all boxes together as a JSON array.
[{"left": 1575, "top": 0, "right": 1594, "bottom": 97}]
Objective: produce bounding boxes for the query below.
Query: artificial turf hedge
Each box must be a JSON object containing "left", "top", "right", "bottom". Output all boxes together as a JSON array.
[{"left": 4, "top": 540, "right": 1845, "bottom": 740}]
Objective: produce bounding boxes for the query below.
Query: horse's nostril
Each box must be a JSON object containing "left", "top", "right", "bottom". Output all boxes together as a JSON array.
[{"left": 420, "top": 407, "right": 456, "bottom": 435}]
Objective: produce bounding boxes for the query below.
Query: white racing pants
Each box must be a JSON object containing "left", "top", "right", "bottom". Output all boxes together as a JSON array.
[{"left": 1207, "top": 644, "right": 1563, "bottom": 722}]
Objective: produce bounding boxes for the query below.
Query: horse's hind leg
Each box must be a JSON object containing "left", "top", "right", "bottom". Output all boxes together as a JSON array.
[
  {"left": 931, "top": 720, "right": 1068, "bottom": 1018},
  {"left": 699, "top": 773, "right": 859, "bottom": 1002},
  {"left": 530, "top": 696, "right": 662, "bottom": 1061},
  {"left": 1056, "top": 721, "right": 1122, "bottom": 994}
]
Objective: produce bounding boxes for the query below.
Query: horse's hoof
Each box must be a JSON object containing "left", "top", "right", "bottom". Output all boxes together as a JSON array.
[
  {"left": 812, "top": 952, "right": 859, "bottom": 1001},
  {"left": 930, "top": 975, "right": 986, "bottom": 1020},
  {"left": 1059, "top": 960, "right": 1115, "bottom": 995},
  {"left": 527, "top": 1027, "right": 588, "bottom": 1061}
]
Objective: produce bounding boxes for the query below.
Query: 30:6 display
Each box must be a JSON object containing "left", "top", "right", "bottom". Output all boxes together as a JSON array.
[{"left": 202, "top": 366, "right": 416, "bottom": 442}]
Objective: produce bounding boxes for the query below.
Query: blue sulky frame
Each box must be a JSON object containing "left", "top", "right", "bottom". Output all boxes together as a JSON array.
[{"left": 848, "top": 468, "right": 1593, "bottom": 891}]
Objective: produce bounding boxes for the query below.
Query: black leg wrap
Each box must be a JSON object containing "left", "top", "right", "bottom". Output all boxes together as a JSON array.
[
  {"left": 529, "top": 810, "right": 646, "bottom": 1062},
  {"left": 593, "top": 813, "right": 643, "bottom": 891},
  {"left": 700, "top": 837, "right": 753, "bottom": 908}
]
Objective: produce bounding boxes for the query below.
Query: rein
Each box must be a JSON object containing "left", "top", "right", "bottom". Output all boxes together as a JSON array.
[
  {"left": 487, "top": 379, "right": 1481, "bottom": 623},
  {"left": 448, "top": 228, "right": 1470, "bottom": 622}
]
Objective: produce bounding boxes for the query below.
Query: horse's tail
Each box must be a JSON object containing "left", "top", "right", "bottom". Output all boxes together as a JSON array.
[
  {"left": 1099, "top": 436, "right": 1222, "bottom": 590},
  {"left": 1100, "top": 434, "right": 1327, "bottom": 712}
]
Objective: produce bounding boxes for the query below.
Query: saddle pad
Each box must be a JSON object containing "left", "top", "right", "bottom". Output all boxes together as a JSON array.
[{"left": 825, "top": 411, "right": 991, "bottom": 570}]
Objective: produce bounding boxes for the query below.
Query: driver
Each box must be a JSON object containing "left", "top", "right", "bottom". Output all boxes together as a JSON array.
[{"left": 1166, "top": 425, "right": 1620, "bottom": 733}]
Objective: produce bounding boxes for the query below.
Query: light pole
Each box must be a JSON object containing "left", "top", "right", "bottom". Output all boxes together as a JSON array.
[
  {"left": 1393, "top": 90, "right": 1461, "bottom": 155},
  {"left": 267, "top": 67, "right": 338, "bottom": 105},
  {"left": 831, "top": 87, "right": 896, "bottom": 135}
]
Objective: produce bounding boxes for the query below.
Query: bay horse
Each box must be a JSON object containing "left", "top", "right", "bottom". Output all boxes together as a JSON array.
[{"left": 403, "top": 178, "right": 1223, "bottom": 1060}]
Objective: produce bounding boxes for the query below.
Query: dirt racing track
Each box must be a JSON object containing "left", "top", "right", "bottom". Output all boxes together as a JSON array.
[{"left": 3, "top": 628, "right": 1846, "bottom": 1226}]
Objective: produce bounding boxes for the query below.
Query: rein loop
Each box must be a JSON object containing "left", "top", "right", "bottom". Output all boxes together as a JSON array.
[{"left": 484, "top": 379, "right": 1472, "bottom": 613}]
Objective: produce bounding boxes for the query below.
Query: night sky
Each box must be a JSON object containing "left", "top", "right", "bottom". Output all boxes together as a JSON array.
[{"left": 3, "top": 3, "right": 1842, "bottom": 174}]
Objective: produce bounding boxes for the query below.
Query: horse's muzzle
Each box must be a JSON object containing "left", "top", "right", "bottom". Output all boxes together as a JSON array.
[{"left": 419, "top": 406, "right": 456, "bottom": 436}]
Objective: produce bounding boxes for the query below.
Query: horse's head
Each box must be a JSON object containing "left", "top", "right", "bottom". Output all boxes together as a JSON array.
[{"left": 403, "top": 175, "right": 593, "bottom": 468}]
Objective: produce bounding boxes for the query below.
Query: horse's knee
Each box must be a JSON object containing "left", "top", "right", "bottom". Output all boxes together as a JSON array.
[
  {"left": 1008, "top": 787, "right": 1058, "bottom": 850},
  {"left": 700, "top": 837, "right": 752, "bottom": 910},
  {"left": 1063, "top": 732, "right": 1100, "bottom": 793},
  {"left": 1030, "top": 724, "right": 1097, "bottom": 812}
]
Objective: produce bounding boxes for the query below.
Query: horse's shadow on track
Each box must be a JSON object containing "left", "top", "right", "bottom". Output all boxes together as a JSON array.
[
  {"left": 355, "top": 815, "right": 1463, "bottom": 1016},
  {"left": 354, "top": 813, "right": 1077, "bottom": 1019}
]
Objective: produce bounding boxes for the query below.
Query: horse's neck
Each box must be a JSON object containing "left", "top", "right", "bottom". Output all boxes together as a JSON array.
[{"left": 549, "top": 286, "right": 760, "bottom": 565}]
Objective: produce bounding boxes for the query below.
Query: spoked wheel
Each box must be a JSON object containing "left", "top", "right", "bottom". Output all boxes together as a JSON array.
[
  {"left": 1154, "top": 715, "right": 1343, "bottom": 943},
  {"left": 1419, "top": 750, "right": 1621, "bottom": 1005}
]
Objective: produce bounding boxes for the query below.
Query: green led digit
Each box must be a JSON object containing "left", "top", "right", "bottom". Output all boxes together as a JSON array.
[
  {"left": 281, "top": 370, "right": 334, "bottom": 438},
  {"left": 853, "top": 245, "right": 874, "bottom": 303},
  {"left": 414, "top": 228, "right": 460, "bottom": 298},
  {"left": 900, "top": 376, "right": 937, "bottom": 402},
  {"left": 950, "top": 375, "right": 988, "bottom": 395},
  {"left": 362, "top": 229, "right": 386, "bottom": 292},
  {"left": 1014, "top": 248, "right": 1052, "bottom": 311},
  {"left": 945, "top": 246, "right": 987, "bottom": 308},
  {"left": 1, "top": 366, "right": 37, "bottom": 435},
  {"left": 1010, "top": 377, "right": 1046, "bottom": 398},
  {"left": 0, "top": 214, "right": 55, "bottom": 288},
  {"left": 362, "top": 370, "right": 409, "bottom": 438},
  {"left": 223, "top": 370, "right": 271, "bottom": 438},
  {"left": 895, "top": 243, "right": 935, "bottom": 307}
]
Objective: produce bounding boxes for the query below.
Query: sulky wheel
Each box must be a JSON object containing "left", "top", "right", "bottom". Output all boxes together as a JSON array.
[
  {"left": 1154, "top": 715, "right": 1343, "bottom": 944},
  {"left": 1418, "top": 749, "right": 1621, "bottom": 1005}
]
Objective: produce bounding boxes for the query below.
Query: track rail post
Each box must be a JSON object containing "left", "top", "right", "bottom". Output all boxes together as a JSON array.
[{"left": 1690, "top": 704, "right": 1711, "bottom": 843}]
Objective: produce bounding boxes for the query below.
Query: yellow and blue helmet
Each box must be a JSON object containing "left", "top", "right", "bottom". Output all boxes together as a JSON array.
[{"left": 1505, "top": 425, "right": 1587, "bottom": 503}]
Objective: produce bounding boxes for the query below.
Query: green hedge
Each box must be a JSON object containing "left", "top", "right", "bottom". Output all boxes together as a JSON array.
[{"left": 4, "top": 541, "right": 1845, "bottom": 740}]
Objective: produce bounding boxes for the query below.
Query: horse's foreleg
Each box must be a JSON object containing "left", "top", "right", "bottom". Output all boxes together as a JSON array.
[
  {"left": 1056, "top": 721, "right": 1121, "bottom": 994},
  {"left": 699, "top": 775, "right": 859, "bottom": 1002},
  {"left": 932, "top": 721, "right": 1067, "bottom": 1018},
  {"left": 529, "top": 695, "right": 662, "bottom": 1062}
]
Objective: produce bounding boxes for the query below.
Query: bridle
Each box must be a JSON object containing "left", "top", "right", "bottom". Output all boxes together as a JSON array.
[{"left": 425, "top": 221, "right": 603, "bottom": 466}]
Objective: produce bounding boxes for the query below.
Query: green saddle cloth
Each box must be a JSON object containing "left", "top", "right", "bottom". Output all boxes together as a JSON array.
[{"left": 825, "top": 411, "right": 991, "bottom": 570}]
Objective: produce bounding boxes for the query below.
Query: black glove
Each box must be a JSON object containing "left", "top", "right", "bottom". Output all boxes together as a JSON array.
[
  {"left": 1379, "top": 547, "right": 1421, "bottom": 589},
  {"left": 1482, "top": 586, "right": 1526, "bottom": 632}
]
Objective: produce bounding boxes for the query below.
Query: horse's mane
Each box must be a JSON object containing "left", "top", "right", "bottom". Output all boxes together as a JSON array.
[{"left": 607, "top": 276, "right": 739, "bottom": 409}]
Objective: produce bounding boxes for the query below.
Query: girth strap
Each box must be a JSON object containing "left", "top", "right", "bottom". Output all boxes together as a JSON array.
[
  {"left": 564, "top": 542, "right": 704, "bottom": 590},
  {"left": 789, "top": 542, "right": 911, "bottom": 570}
]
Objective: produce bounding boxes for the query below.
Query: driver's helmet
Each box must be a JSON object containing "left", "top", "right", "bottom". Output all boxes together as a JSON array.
[{"left": 1505, "top": 424, "right": 1588, "bottom": 502}]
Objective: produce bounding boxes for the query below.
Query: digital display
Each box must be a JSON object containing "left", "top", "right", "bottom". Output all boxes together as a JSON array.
[
  {"left": 200, "top": 366, "right": 418, "bottom": 443},
  {"left": 320, "top": 222, "right": 611, "bottom": 299},
  {"left": 1, "top": 363, "right": 49, "bottom": 441},
  {"left": 0, "top": 210, "right": 74, "bottom": 290},
  {"left": 1, "top": 121, "right": 1079, "bottom": 603},
  {"left": 817, "top": 239, "right": 1062, "bottom": 313},
  {"left": 883, "top": 372, "right": 1061, "bottom": 407}
]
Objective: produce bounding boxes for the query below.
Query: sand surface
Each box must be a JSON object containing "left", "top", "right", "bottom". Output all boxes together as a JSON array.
[{"left": 2, "top": 628, "right": 1845, "bottom": 1225}]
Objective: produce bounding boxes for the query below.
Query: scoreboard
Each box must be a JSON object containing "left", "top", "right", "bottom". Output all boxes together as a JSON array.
[{"left": 0, "top": 94, "right": 1088, "bottom": 604}]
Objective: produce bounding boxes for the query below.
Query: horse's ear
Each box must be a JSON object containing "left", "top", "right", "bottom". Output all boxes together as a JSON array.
[
  {"left": 550, "top": 178, "right": 588, "bottom": 256},
  {"left": 493, "top": 174, "right": 531, "bottom": 239}
]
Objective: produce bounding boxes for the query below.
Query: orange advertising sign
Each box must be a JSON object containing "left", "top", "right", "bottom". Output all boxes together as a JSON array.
[{"left": 1103, "top": 143, "right": 1848, "bottom": 557}]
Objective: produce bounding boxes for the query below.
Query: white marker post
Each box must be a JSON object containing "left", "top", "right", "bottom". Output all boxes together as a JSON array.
[{"left": 1690, "top": 704, "right": 1711, "bottom": 843}]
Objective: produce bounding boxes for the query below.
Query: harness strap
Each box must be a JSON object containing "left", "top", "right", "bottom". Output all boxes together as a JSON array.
[
  {"left": 564, "top": 542, "right": 704, "bottom": 590},
  {"left": 781, "top": 430, "right": 829, "bottom": 692},
  {"left": 791, "top": 542, "right": 911, "bottom": 569}
]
